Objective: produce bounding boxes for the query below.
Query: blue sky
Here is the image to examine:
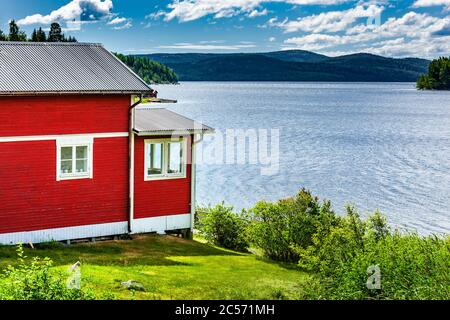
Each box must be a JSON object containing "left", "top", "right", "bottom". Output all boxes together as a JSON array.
[{"left": 1, "top": 0, "right": 450, "bottom": 58}]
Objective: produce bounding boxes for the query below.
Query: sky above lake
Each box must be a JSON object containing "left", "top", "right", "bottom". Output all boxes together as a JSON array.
[{"left": 1, "top": 0, "right": 450, "bottom": 58}]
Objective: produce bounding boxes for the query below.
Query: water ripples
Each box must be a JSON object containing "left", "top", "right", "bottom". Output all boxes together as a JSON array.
[{"left": 153, "top": 82, "right": 450, "bottom": 235}]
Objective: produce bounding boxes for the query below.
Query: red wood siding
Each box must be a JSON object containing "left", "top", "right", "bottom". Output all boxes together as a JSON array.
[
  {"left": 0, "top": 137, "right": 129, "bottom": 234},
  {"left": 0, "top": 95, "right": 129, "bottom": 137},
  {"left": 134, "top": 135, "right": 192, "bottom": 219}
]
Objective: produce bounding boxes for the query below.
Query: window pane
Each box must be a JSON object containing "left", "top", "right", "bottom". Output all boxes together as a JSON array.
[
  {"left": 61, "top": 147, "right": 73, "bottom": 160},
  {"left": 168, "top": 142, "right": 182, "bottom": 174},
  {"left": 76, "top": 146, "right": 88, "bottom": 159},
  {"left": 148, "top": 143, "right": 163, "bottom": 175},
  {"left": 76, "top": 159, "right": 88, "bottom": 173},
  {"left": 61, "top": 160, "right": 72, "bottom": 174}
]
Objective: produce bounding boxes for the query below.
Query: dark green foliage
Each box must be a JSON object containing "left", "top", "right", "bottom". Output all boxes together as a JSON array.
[
  {"left": 297, "top": 206, "right": 450, "bottom": 300},
  {"left": 48, "top": 22, "right": 63, "bottom": 42},
  {"left": 115, "top": 53, "right": 178, "bottom": 84},
  {"left": 31, "top": 27, "right": 47, "bottom": 42},
  {"left": 66, "top": 36, "right": 77, "bottom": 43},
  {"left": 140, "top": 51, "right": 430, "bottom": 82},
  {"left": 245, "top": 188, "right": 449, "bottom": 299},
  {"left": 417, "top": 57, "right": 450, "bottom": 90},
  {"left": 0, "top": 30, "right": 7, "bottom": 41},
  {"left": 0, "top": 244, "right": 95, "bottom": 300},
  {"left": 196, "top": 203, "right": 249, "bottom": 251},
  {"left": 0, "top": 21, "right": 76, "bottom": 43},
  {"left": 8, "top": 20, "right": 27, "bottom": 42},
  {"left": 247, "top": 189, "right": 338, "bottom": 262},
  {"left": 46, "top": 23, "right": 76, "bottom": 42}
]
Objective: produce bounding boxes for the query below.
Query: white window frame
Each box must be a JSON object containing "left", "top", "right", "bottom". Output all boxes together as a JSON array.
[
  {"left": 144, "top": 138, "right": 187, "bottom": 181},
  {"left": 56, "top": 137, "right": 94, "bottom": 181}
]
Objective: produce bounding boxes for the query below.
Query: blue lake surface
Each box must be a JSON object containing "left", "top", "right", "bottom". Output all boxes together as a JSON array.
[{"left": 152, "top": 82, "right": 450, "bottom": 235}]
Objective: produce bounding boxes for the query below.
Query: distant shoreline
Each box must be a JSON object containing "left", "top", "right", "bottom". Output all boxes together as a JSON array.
[{"left": 137, "top": 50, "right": 430, "bottom": 83}]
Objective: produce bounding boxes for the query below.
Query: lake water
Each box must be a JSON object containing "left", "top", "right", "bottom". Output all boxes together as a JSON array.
[{"left": 152, "top": 82, "right": 450, "bottom": 235}]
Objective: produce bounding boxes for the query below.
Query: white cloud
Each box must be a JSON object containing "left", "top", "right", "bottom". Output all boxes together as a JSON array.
[
  {"left": 413, "top": 0, "right": 450, "bottom": 8},
  {"left": 269, "top": 36, "right": 277, "bottom": 41},
  {"left": 160, "top": 0, "right": 350, "bottom": 22},
  {"left": 248, "top": 9, "right": 269, "bottom": 18},
  {"left": 271, "top": 4, "right": 383, "bottom": 33},
  {"left": 107, "top": 17, "right": 126, "bottom": 25},
  {"left": 107, "top": 16, "right": 132, "bottom": 29},
  {"left": 112, "top": 20, "right": 132, "bottom": 30},
  {"left": 283, "top": 11, "right": 450, "bottom": 58},
  {"left": 17, "top": 0, "right": 113, "bottom": 26}
]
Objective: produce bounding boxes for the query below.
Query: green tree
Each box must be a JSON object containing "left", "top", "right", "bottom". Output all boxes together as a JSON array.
[
  {"left": 114, "top": 53, "right": 178, "bottom": 84},
  {"left": 48, "top": 22, "right": 63, "bottom": 42},
  {"left": 32, "top": 27, "right": 47, "bottom": 42},
  {"left": 417, "top": 57, "right": 450, "bottom": 90},
  {"left": 0, "top": 29, "right": 7, "bottom": 41},
  {"left": 66, "top": 35, "right": 77, "bottom": 42},
  {"left": 47, "top": 22, "right": 77, "bottom": 42},
  {"left": 8, "top": 20, "right": 27, "bottom": 41},
  {"left": 416, "top": 74, "right": 431, "bottom": 90}
]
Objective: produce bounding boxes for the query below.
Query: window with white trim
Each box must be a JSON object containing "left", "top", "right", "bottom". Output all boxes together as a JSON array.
[
  {"left": 145, "top": 138, "right": 186, "bottom": 180},
  {"left": 57, "top": 137, "right": 93, "bottom": 181}
]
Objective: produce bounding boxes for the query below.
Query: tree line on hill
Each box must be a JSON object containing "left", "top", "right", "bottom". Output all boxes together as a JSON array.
[
  {"left": 0, "top": 20, "right": 77, "bottom": 43},
  {"left": 417, "top": 57, "right": 450, "bottom": 90},
  {"left": 115, "top": 53, "right": 178, "bottom": 84},
  {"left": 139, "top": 51, "right": 430, "bottom": 82}
]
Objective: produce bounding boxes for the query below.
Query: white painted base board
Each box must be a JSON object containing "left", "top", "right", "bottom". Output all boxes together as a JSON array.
[
  {"left": 132, "top": 213, "right": 191, "bottom": 234},
  {"left": 0, "top": 213, "right": 192, "bottom": 245},
  {"left": 0, "top": 221, "right": 128, "bottom": 245}
]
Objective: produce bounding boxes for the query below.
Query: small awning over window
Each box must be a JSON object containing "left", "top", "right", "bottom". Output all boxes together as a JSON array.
[{"left": 134, "top": 108, "right": 214, "bottom": 136}]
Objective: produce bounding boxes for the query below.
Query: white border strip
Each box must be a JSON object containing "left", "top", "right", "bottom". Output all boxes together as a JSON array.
[
  {"left": 0, "top": 132, "right": 128, "bottom": 143},
  {"left": 0, "top": 214, "right": 192, "bottom": 244},
  {"left": 133, "top": 214, "right": 191, "bottom": 235},
  {"left": 0, "top": 221, "right": 128, "bottom": 245}
]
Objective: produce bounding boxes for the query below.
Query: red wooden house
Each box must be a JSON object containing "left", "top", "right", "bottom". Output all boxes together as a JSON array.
[{"left": 0, "top": 42, "right": 213, "bottom": 244}]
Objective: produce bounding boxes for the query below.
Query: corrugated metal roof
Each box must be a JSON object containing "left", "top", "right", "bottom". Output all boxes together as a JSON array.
[
  {"left": 134, "top": 108, "right": 214, "bottom": 135},
  {"left": 0, "top": 42, "right": 153, "bottom": 95}
]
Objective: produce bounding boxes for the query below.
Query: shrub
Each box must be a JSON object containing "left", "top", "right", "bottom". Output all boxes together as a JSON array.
[
  {"left": 247, "top": 189, "right": 338, "bottom": 262},
  {"left": 0, "top": 244, "right": 95, "bottom": 300},
  {"left": 298, "top": 207, "right": 450, "bottom": 300},
  {"left": 417, "top": 56, "right": 450, "bottom": 90},
  {"left": 196, "top": 203, "right": 249, "bottom": 251}
]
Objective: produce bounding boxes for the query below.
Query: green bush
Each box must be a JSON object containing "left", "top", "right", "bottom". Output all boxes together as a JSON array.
[
  {"left": 247, "top": 189, "right": 338, "bottom": 262},
  {"left": 196, "top": 203, "right": 249, "bottom": 251},
  {"left": 0, "top": 244, "right": 95, "bottom": 300},
  {"left": 298, "top": 207, "right": 450, "bottom": 300},
  {"left": 417, "top": 56, "right": 450, "bottom": 90}
]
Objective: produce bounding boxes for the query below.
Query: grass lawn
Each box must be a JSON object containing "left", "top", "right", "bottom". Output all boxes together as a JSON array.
[{"left": 0, "top": 234, "right": 308, "bottom": 300}]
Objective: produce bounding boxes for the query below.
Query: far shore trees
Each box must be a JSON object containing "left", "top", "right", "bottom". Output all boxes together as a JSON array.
[
  {"left": 8, "top": 20, "right": 27, "bottom": 42},
  {"left": 417, "top": 57, "right": 450, "bottom": 90},
  {"left": 0, "top": 21, "right": 77, "bottom": 43},
  {"left": 31, "top": 27, "right": 47, "bottom": 42}
]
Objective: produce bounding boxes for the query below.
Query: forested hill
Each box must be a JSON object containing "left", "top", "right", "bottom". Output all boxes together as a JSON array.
[
  {"left": 136, "top": 50, "right": 430, "bottom": 82},
  {"left": 115, "top": 53, "right": 178, "bottom": 84}
]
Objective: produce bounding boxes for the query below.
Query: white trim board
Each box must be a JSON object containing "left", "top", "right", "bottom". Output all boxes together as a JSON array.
[
  {"left": 0, "top": 214, "right": 193, "bottom": 244},
  {"left": 0, "top": 221, "right": 128, "bottom": 245},
  {"left": 0, "top": 132, "right": 129, "bottom": 143},
  {"left": 132, "top": 214, "right": 191, "bottom": 234}
]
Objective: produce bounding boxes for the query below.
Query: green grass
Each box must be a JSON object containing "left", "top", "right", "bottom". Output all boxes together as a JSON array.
[{"left": 0, "top": 235, "right": 308, "bottom": 300}]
